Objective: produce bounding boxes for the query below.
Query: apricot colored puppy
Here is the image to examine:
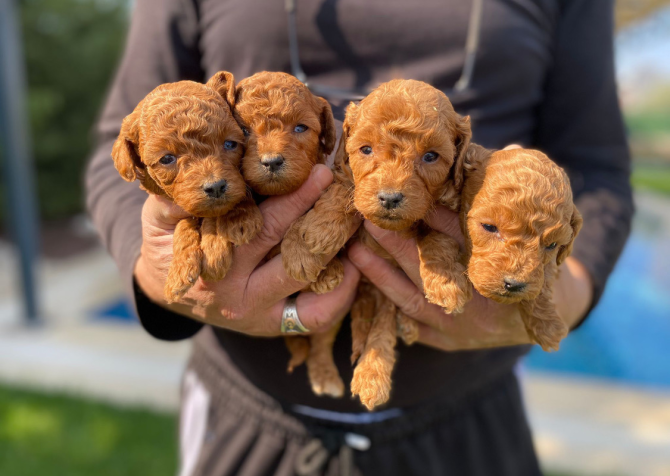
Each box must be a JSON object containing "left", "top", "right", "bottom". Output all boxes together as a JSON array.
[
  {"left": 283, "top": 79, "right": 474, "bottom": 409},
  {"left": 112, "top": 72, "right": 262, "bottom": 303},
  {"left": 234, "top": 71, "right": 345, "bottom": 397},
  {"left": 459, "top": 147, "right": 582, "bottom": 351}
]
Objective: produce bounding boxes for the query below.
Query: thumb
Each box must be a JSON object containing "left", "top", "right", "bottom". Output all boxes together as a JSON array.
[
  {"left": 142, "top": 194, "right": 191, "bottom": 232},
  {"left": 424, "top": 205, "right": 464, "bottom": 247}
]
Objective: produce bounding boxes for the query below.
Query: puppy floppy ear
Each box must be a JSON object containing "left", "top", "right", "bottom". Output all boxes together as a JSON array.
[
  {"left": 332, "top": 102, "right": 356, "bottom": 186},
  {"left": 557, "top": 204, "right": 583, "bottom": 265},
  {"left": 112, "top": 104, "right": 144, "bottom": 182},
  {"left": 206, "top": 71, "right": 236, "bottom": 108},
  {"left": 439, "top": 114, "right": 473, "bottom": 210},
  {"left": 318, "top": 97, "right": 337, "bottom": 161},
  {"left": 450, "top": 114, "right": 473, "bottom": 192}
]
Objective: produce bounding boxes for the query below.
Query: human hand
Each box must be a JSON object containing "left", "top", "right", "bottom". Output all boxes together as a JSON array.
[{"left": 134, "top": 164, "right": 362, "bottom": 336}]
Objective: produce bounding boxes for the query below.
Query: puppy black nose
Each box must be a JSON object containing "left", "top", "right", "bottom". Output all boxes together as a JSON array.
[
  {"left": 378, "top": 191, "right": 404, "bottom": 210},
  {"left": 261, "top": 155, "right": 284, "bottom": 173},
  {"left": 504, "top": 279, "right": 527, "bottom": 293},
  {"left": 203, "top": 179, "right": 227, "bottom": 198}
]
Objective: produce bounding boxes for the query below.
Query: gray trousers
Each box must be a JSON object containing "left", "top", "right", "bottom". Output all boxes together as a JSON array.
[{"left": 178, "top": 330, "right": 542, "bottom": 476}]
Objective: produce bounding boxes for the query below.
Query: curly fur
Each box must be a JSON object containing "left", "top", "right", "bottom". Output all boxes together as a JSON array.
[
  {"left": 112, "top": 72, "right": 262, "bottom": 303},
  {"left": 282, "top": 79, "right": 473, "bottom": 409},
  {"left": 235, "top": 71, "right": 336, "bottom": 195},
  {"left": 233, "top": 72, "right": 344, "bottom": 397},
  {"left": 460, "top": 147, "right": 582, "bottom": 351}
]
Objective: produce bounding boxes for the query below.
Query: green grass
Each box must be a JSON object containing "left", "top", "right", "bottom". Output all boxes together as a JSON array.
[
  {"left": 0, "top": 384, "right": 178, "bottom": 476},
  {"left": 631, "top": 164, "right": 670, "bottom": 195}
]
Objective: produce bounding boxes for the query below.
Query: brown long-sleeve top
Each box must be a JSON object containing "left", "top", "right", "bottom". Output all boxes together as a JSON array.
[{"left": 86, "top": 0, "right": 633, "bottom": 411}]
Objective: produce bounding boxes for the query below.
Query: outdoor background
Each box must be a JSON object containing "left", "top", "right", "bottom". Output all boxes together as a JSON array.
[{"left": 1, "top": 1, "right": 669, "bottom": 475}]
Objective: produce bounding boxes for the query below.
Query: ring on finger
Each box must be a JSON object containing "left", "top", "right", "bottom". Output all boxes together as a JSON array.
[{"left": 281, "top": 296, "right": 310, "bottom": 334}]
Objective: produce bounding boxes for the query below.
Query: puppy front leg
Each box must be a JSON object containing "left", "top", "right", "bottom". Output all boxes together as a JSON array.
[
  {"left": 417, "top": 230, "right": 472, "bottom": 314},
  {"left": 282, "top": 216, "right": 327, "bottom": 283},
  {"left": 301, "top": 183, "right": 358, "bottom": 255},
  {"left": 520, "top": 266, "right": 568, "bottom": 352},
  {"left": 200, "top": 217, "right": 233, "bottom": 282},
  {"left": 307, "top": 319, "right": 345, "bottom": 398},
  {"left": 282, "top": 183, "right": 356, "bottom": 283},
  {"left": 309, "top": 257, "right": 344, "bottom": 294},
  {"left": 165, "top": 217, "right": 203, "bottom": 303},
  {"left": 217, "top": 199, "right": 263, "bottom": 246},
  {"left": 351, "top": 295, "right": 397, "bottom": 410}
]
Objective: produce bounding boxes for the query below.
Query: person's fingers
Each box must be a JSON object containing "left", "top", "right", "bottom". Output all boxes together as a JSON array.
[
  {"left": 244, "top": 253, "right": 306, "bottom": 305},
  {"left": 142, "top": 194, "right": 191, "bottom": 232},
  {"left": 362, "top": 221, "right": 423, "bottom": 288},
  {"left": 347, "top": 241, "right": 451, "bottom": 330},
  {"left": 246, "top": 218, "right": 361, "bottom": 307},
  {"left": 415, "top": 323, "right": 458, "bottom": 351},
  {"left": 231, "top": 165, "right": 334, "bottom": 274},
  {"left": 255, "top": 257, "right": 361, "bottom": 336},
  {"left": 423, "top": 206, "right": 464, "bottom": 248},
  {"left": 503, "top": 144, "right": 522, "bottom": 150}
]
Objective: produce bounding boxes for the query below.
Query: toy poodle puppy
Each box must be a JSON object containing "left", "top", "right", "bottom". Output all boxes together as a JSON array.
[
  {"left": 282, "top": 79, "right": 474, "bottom": 409},
  {"left": 457, "top": 146, "right": 583, "bottom": 351},
  {"left": 112, "top": 72, "right": 262, "bottom": 303},
  {"left": 233, "top": 71, "right": 345, "bottom": 397}
]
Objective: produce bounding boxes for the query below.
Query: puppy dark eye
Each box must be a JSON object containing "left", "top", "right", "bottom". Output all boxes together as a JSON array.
[
  {"left": 223, "top": 140, "right": 238, "bottom": 150},
  {"left": 242, "top": 127, "right": 250, "bottom": 137},
  {"left": 546, "top": 242, "right": 558, "bottom": 250},
  {"left": 360, "top": 146, "right": 372, "bottom": 155},
  {"left": 482, "top": 223, "right": 498, "bottom": 233},
  {"left": 422, "top": 152, "right": 439, "bottom": 163},
  {"left": 294, "top": 124, "right": 308, "bottom": 133},
  {"left": 159, "top": 154, "right": 176, "bottom": 165}
]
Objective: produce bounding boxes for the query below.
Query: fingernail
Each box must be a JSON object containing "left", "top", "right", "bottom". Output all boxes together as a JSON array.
[{"left": 311, "top": 164, "right": 333, "bottom": 191}]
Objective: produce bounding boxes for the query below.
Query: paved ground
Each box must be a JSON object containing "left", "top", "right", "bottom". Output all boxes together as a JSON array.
[{"left": 1, "top": 211, "right": 669, "bottom": 476}]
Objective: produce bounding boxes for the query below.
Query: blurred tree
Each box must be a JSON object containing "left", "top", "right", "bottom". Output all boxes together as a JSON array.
[{"left": 0, "top": 0, "right": 127, "bottom": 222}]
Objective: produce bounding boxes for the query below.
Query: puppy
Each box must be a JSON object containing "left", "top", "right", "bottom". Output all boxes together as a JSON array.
[
  {"left": 282, "top": 79, "right": 474, "bottom": 409},
  {"left": 458, "top": 146, "right": 582, "bottom": 351},
  {"left": 233, "top": 71, "right": 345, "bottom": 397},
  {"left": 112, "top": 72, "right": 262, "bottom": 303}
]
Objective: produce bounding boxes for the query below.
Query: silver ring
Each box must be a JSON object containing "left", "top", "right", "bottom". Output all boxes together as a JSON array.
[{"left": 281, "top": 296, "right": 310, "bottom": 334}]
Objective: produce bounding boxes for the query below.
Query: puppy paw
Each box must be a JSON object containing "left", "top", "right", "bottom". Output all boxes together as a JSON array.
[
  {"left": 309, "top": 258, "right": 344, "bottom": 294},
  {"left": 301, "top": 212, "right": 352, "bottom": 256},
  {"left": 218, "top": 202, "right": 263, "bottom": 246},
  {"left": 282, "top": 217, "right": 326, "bottom": 283},
  {"left": 529, "top": 317, "right": 568, "bottom": 352},
  {"left": 396, "top": 311, "right": 419, "bottom": 345},
  {"left": 351, "top": 350, "right": 393, "bottom": 411},
  {"left": 309, "top": 368, "right": 345, "bottom": 398},
  {"left": 164, "top": 259, "right": 201, "bottom": 303},
  {"left": 424, "top": 271, "right": 472, "bottom": 314}
]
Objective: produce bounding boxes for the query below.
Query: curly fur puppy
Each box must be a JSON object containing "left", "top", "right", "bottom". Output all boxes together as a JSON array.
[
  {"left": 458, "top": 146, "right": 582, "bottom": 351},
  {"left": 233, "top": 71, "right": 345, "bottom": 397},
  {"left": 112, "top": 72, "right": 262, "bottom": 303},
  {"left": 282, "top": 79, "right": 474, "bottom": 409}
]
